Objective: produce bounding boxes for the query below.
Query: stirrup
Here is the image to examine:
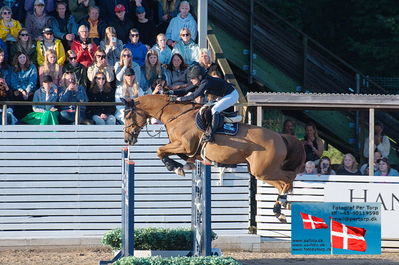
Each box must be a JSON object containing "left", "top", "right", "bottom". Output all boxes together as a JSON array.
[{"left": 202, "top": 133, "right": 214, "bottom": 143}]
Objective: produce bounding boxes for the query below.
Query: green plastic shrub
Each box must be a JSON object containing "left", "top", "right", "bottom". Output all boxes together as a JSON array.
[
  {"left": 102, "top": 228, "right": 218, "bottom": 251},
  {"left": 113, "top": 256, "right": 242, "bottom": 265}
]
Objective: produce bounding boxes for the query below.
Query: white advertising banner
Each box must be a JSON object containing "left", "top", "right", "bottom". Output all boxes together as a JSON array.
[{"left": 324, "top": 182, "right": 399, "bottom": 238}]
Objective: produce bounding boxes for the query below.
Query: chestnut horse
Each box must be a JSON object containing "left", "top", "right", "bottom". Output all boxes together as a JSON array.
[{"left": 124, "top": 94, "right": 305, "bottom": 222}]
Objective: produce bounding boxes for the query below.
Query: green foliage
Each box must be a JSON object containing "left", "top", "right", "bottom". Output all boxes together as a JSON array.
[
  {"left": 102, "top": 228, "right": 217, "bottom": 251},
  {"left": 113, "top": 256, "right": 241, "bottom": 265},
  {"left": 322, "top": 144, "right": 344, "bottom": 165},
  {"left": 266, "top": 0, "right": 399, "bottom": 76}
]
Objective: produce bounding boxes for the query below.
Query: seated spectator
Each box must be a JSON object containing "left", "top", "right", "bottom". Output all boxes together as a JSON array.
[
  {"left": 63, "top": 49, "right": 88, "bottom": 88},
  {"left": 58, "top": 71, "right": 88, "bottom": 124},
  {"left": 70, "top": 24, "right": 97, "bottom": 67},
  {"left": 10, "top": 28, "right": 37, "bottom": 65},
  {"left": 127, "top": 0, "right": 154, "bottom": 24},
  {"left": 363, "top": 121, "right": 390, "bottom": 159},
  {"left": 78, "top": 6, "right": 106, "bottom": 46},
  {"left": 87, "top": 71, "right": 116, "bottom": 125},
  {"left": 302, "top": 121, "right": 324, "bottom": 165},
  {"left": 36, "top": 27, "right": 66, "bottom": 66},
  {"left": 165, "top": 53, "right": 188, "bottom": 90},
  {"left": 87, "top": 48, "right": 114, "bottom": 83},
  {"left": 140, "top": 49, "right": 167, "bottom": 93},
  {"left": 152, "top": 33, "right": 171, "bottom": 65},
  {"left": 123, "top": 28, "right": 148, "bottom": 67},
  {"left": 317, "top": 156, "right": 336, "bottom": 175},
  {"left": 166, "top": 1, "right": 197, "bottom": 47},
  {"left": 375, "top": 157, "right": 399, "bottom": 176},
  {"left": 302, "top": 161, "right": 317, "bottom": 175},
  {"left": 38, "top": 49, "right": 62, "bottom": 85},
  {"left": 2, "top": 0, "right": 26, "bottom": 23},
  {"left": 115, "top": 67, "right": 144, "bottom": 124},
  {"left": 135, "top": 6, "right": 156, "bottom": 47},
  {"left": 20, "top": 74, "right": 59, "bottom": 125},
  {"left": 0, "top": 73, "right": 17, "bottom": 124},
  {"left": 97, "top": 0, "right": 128, "bottom": 24},
  {"left": 51, "top": 1, "right": 78, "bottom": 49},
  {"left": 198, "top": 48, "right": 221, "bottom": 78},
  {"left": 68, "top": 0, "right": 94, "bottom": 23},
  {"left": 109, "top": 4, "right": 133, "bottom": 44},
  {"left": 360, "top": 150, "right": 382, "bottom": 175},
  {"left": 10, "top": 51, "right": 38, "bottom": 119},
  {"left": 171, "top": 27, "right": 199, "bottom": 66},
  {"left": 157, "top": 0, "right": 180, "bottom": 34},
  {"left": 114, "top": 48, "right": 141, "bottom": 87},
  {"left": 0, "top": 47, "right": 11, "bottom": 84},
  {"left": 0, "top": 5, "right": 22, "bottom": 42},
  {"left": 336, "top": 153, "right": 361, "bottom": 175},
  {"left": 25, "top": 0, "right": 55, "bottom": 14},
  {"left": 282, "top": 119, "right": 295, "bottom": 136},
  {"left": 25, "top": 0, "right": 52, "bottom": 41},
  {"left": 100, "top": 26, "right": 123, "bottom": 67}
]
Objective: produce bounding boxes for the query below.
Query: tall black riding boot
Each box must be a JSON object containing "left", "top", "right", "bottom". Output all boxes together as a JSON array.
[{"left": 203, "top": 112, "right": 221, "bottom": 143}]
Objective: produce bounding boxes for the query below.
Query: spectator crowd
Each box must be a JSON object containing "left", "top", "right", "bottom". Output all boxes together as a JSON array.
[
  {"left": 284, "top": 119, "right": 399, "bottom": 177},
  {"left": 0, "top": 0, "right": 221, "bottom": 125}
]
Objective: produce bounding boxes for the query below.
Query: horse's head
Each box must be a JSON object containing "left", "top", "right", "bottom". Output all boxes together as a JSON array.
[{"left": 123, "top": 98, "right": 148, "bottom": 145}]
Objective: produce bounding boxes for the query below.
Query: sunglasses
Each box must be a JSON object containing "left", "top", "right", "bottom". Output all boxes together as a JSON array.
[
  {"left": 20, "top": 33, "right": 29, "bottom": 37},
  {"left": 96, "top": 55, "right": 106, "bottom": 59},
  {"left": 181, "top": 33, "right": 190, "bottom": 37},
  {"left": 122, "top": 54, "right": 131, "bottom": 57},
  {"left": 44, "top": 32, "right": 53, "bottom": 35},
  {"left": 96, "top": 77, "right": 105, "bottom": 80},
  {"left": 2, "top": 11, "right": 11, "bottom": 15},
  {"left": 130, "top": 34, "right": 139, "bottom": 37},
  {"left": 69, "top": 57, "right": 77, "bottom": 60}
]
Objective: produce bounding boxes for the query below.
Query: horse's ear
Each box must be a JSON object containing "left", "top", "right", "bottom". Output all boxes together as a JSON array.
[{"left": 122, "top": 98, "right": 135, "bottom": 109}]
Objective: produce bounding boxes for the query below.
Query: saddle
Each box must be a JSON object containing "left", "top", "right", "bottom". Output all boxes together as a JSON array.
[{"left": 195, "top": 105, "right": 241, "bottom": 136}]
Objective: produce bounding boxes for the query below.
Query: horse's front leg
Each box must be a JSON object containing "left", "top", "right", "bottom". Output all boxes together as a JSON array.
[{"left": 157, "top": 141, "right": 190, "bottom": 176}]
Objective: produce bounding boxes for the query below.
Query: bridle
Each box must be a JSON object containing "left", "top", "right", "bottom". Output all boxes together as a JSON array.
[{"left": 124, "top": 99, "right": 201, "bottom": 140}]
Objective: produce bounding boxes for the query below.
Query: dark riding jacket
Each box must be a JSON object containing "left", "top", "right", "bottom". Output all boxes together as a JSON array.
[{"left": 170, "top": 75, "right": 235, "bottom": 101}]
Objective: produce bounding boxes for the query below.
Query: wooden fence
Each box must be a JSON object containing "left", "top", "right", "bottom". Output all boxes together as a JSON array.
[{"left": 0, "top": 125, "right": 250, "bottom": 245}]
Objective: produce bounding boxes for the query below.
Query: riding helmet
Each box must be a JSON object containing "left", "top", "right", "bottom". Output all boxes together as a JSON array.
[{"left": 187, "top": 65, "right": 205, "bottom": 80}]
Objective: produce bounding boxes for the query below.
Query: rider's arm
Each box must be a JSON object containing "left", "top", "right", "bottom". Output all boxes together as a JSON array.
[
  {"left": 168, "top": 84, "right": 196, "bottom": 96},
  {"left": 179, "top": 80, "right": 207, "bottom": 102}
]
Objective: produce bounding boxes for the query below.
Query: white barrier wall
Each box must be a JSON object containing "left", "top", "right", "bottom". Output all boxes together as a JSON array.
[
  {"left": 256, "top": 174, "right": 399, "bottom": 250},
  {"left": 0, "top": 125, "right": 250, "bottom": 246}
]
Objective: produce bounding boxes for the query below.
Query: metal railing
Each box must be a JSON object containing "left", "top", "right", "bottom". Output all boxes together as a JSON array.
[{"left": 1, "top": 101, "right": 123, "bottom": 126}]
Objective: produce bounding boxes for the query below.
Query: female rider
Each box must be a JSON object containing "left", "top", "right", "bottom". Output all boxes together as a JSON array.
[{"left": 168, "top": 65, "right": 239, "bottom": 142}]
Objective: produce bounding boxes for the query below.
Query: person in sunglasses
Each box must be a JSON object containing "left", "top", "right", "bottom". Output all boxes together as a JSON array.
[
  {"left": 87, "top": 71, "right": 116, "bottom": 125},
  {"left": 123, "top": 28, "right": 148, "bottom": 67},
  {"left": 36, "top": 27, "right": 66, "bottom": 66},
  {"left": 114, "top": 48, "right": 141, "bottom": 87},
  {"left": 0, "top": 6, "right": 22, "bottom": 42},
  {"left": 87, "top": 48, "right": 114, "bottom": 84},
  {"left": 171, "top": 27, "right": 199, "bottom": 66},
  {"left": 10, "top": 28, "right": 37, "bottom": 65},
  {"left": 63, "top": 49, "right": 88, "bottom": 88}
]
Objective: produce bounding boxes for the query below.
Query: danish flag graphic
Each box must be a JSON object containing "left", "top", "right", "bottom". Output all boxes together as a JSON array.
[
  {"left": 331, "top": 220, "right": 367, "bottom": 252},
  {"left": 300, "top": 212, "right": 328, "bottom": 229}
]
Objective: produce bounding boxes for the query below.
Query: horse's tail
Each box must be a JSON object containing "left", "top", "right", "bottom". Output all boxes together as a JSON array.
[{"left": 280, "top": 134, "right": 306, "bottom": 172}]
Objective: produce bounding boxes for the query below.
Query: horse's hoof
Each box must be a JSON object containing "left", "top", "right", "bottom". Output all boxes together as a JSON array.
[
  {"left": 183, "top": 162, "right": 195, "bottom": 171},
  {"left": 277, "top": 213, "right": 287, "bottom": 223},
  {"left": 286, "top": 202, "right": 292, "bottom": 210},
  {"left": 175, "top": 167, "right": 185, "bottom": 176}
]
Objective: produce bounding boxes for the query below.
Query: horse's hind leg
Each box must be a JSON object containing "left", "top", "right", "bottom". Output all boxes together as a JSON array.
[{"left": 157, "top": 141, "right": 189, "bottom": 176}]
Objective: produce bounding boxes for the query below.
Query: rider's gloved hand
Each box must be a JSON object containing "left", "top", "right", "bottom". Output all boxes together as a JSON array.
[{"left": 169, "top": 95, "right": 178, "bottom": 102}]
